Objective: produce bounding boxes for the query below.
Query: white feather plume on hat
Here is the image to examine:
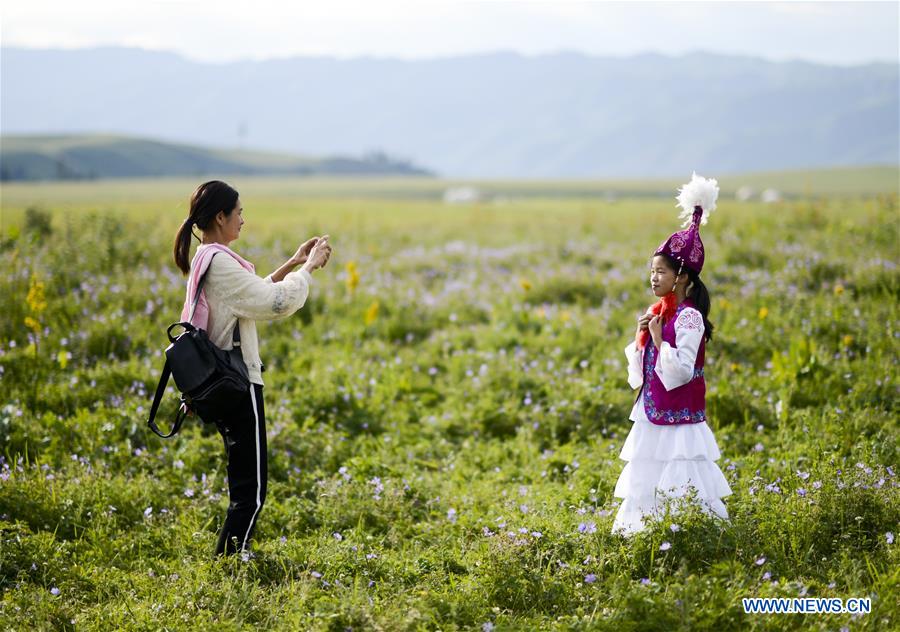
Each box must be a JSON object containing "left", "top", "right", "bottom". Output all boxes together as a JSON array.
[{"left": 676, "top": 172, "right": 719, "bottom": 227}]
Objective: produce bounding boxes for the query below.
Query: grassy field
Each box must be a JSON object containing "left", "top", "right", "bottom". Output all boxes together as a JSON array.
[
  {"left": 0, "top": 164, "right": 897, "bottom": 212},
  {"left": 0, "top": 176, "right": 898, "bottom": 630}
]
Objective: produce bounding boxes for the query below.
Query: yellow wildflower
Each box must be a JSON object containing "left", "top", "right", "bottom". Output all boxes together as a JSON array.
[
  {"left": 842, "top": 334, "right": 854, "bottom": 347},
  {"left": 833, "top": 283, "right": 845, "bottom": 296},
  {"left": 365, "top": 300, "right": 379, "bottom": 326},
  {"left": 346, "top": 261, "right": 360, "bottom": 294},
  {"left": 519, "top": 278, "right": 532, "bottom": 292},
  {"left": 57, "top": 350, "right": 69, "bottom": 369},
  {"left": 24, "top": 316, "right": 41, "bottom": 334},
  {"left": 26, "top": 277, "right": 47, "bottom": 314},
  {"left": 758, "top": 307, "right": 769, "bottom": 320}
]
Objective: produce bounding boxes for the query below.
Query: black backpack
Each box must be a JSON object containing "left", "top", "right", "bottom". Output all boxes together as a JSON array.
[{"left": 147, "top": 253, "right": 250, "bottom": 438}]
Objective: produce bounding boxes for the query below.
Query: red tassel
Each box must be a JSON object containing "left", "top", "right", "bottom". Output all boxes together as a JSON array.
[{"left": 636, "top": 293, "right": 679, "bottom": 349}]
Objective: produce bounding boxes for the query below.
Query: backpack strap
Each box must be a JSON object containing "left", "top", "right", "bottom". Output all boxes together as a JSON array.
[
  {"left": 147, "top": 360, "right": 189, "bottom": 438},
  {"left": 187, "top": 251, "right": 218, "bottom": 324}
]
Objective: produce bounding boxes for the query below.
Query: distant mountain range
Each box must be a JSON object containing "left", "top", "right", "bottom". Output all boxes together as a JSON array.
[
  {"left": 1, "top": 47, "right": 897, "bottom": 178},
  {"left": 0, "top": 134, "right": 430, "bottom": 181}
]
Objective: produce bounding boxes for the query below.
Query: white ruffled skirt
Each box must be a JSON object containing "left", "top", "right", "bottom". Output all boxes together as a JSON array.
[{"left": 612, "top": 397, "right": 732, "bottom": 535}]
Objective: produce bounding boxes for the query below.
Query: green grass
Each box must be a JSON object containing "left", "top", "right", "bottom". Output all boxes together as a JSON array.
[{"left": 0, "top": 179, "right": 898, "bottom": 630}]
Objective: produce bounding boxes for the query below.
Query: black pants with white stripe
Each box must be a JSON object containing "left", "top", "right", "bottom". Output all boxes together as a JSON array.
[{"left": 214, "top": 383, "right": 267, "bottom": 556}]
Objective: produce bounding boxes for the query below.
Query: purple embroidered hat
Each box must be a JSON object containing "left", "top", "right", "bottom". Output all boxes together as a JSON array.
[{"left": 654, "top": 172, "right": 719, "bottom": 274}]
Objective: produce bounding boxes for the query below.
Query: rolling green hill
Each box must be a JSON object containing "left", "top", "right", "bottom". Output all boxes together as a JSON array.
[{"left": 0, "top": 134, "right": 432, "bottom": 181}]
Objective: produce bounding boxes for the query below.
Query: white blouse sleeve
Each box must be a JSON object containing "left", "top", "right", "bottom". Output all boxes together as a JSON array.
[
  {"left": 205, "top": 254, "right": 312, "bottom": 321},
  {"left": 624, "top": 341, "right": 644, "bottom": 390},
  {"left": 654, "top": 307, "right": 704, "bottom": 391}
]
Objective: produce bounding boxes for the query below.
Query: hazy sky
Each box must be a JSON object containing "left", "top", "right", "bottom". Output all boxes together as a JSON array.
[{"left": 2, "top": 0, "right": 898, "bottom": 65}]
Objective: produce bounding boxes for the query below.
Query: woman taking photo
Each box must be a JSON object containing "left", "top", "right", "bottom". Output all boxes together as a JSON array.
[{"left": 173, "top": 180, "right": 332, "bottom": 556}]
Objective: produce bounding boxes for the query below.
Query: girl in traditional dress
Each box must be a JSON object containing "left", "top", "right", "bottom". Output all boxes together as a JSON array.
[{"left": 612, "top": 173, "right": 732, "bottom": 535}]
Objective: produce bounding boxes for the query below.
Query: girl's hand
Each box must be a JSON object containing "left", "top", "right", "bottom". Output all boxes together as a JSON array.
[
  {"left": 291, "top": 236, "right": 320, "bottom": 266},
  {"left": 648, "top": 315, "right": 663, "bottom": 347},
  {"left": 634, "top": 312, "right": 653, "bottom": 338},
  {"left": 636, "top": 311, "right": 653, "bottom": 335}
]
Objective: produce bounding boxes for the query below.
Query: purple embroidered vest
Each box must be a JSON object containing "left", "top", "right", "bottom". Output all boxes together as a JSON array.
[{"left": 641, "top": 300, "right": 707, "bottom": 425}]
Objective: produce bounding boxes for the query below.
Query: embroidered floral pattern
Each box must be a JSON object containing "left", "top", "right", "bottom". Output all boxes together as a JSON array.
[
  {"left": 668, "top": 232, "right": 687, "bottom": 252},
  {"left": 689, "top": 237, "right": 703, "bottom": 263},
  {"left": 643, "top": 343, "right": 657, "bottom": 380},
  {"left": 271, "top": 286, "right": 288, "bottom": 313},
  {"left": 676, "top": 308, "right": 704, "bottom": 333},
  {"left": 642, "top": 385, "right": 707, "bottom": 424}
]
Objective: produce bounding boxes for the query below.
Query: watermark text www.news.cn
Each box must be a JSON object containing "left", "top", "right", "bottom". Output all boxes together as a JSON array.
[{"left": 742, "top": 597, "right": 871, "bottom": 615}]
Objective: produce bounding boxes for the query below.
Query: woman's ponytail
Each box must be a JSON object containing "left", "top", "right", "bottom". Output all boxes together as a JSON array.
[
  {"left": 172, "top": 180, "right": 239, "bottom": 275},
  {"left": 688, "top": 271, "right": 714, "bottom": 342},
  {"left": 173, "top": 219, "right": 196, "bottom": 274}
]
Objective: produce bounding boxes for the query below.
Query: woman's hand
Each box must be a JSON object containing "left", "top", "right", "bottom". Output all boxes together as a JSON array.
[
  {"left": 648, "top": 315, "right": 663, "bottom": 348},
  {"left": 291, "top": 236, "right": 320, "bottom": 266},
  {"left": 268, "top": 236, "right": 330, "bottom": 282},
  {"left": 302, "top": 235, "right": 332, "bottom": 273}
]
